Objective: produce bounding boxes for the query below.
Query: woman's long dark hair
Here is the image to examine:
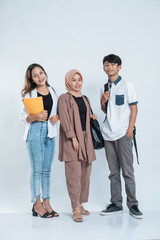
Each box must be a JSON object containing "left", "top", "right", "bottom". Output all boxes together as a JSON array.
[{"left": 21, "top": 63, "right": 50, "bottom": 97}]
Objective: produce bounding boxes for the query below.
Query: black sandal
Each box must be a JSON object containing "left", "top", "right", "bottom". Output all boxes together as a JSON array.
[
  {"left": 50, "top": 210, "right": 59, "bottom": 217},
  {"left": 32, "top": 205, "right": 53, "bottom": 218},
  {"left": 41, "top": 202, "right": 59, "bottom": 217}
]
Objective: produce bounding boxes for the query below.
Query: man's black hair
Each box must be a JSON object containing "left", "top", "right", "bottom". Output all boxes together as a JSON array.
[{"left": 103, "top": 54, "right": 122, "bottom": 66}]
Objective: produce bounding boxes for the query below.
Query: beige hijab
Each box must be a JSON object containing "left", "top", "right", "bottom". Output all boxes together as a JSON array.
[{"left": 65, "top": 69, "right": 83, "bottom": 97}]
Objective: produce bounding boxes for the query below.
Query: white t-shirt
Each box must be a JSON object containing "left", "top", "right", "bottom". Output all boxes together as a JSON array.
[{"left": 100, "top": 76, "right": 138, "bottom": 141}]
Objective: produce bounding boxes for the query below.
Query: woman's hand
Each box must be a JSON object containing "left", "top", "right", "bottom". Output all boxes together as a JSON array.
[
  {"left": 38, "top": 110, "right": 48, "bottom": 121},
  {"left": 72, "top": 137, "right": 79, "bottom": 153},
  {"left": 90, "top": 114, "right": 97, "bottom": 120},
  {"left": 26, "top": 110, "right": 48, "bottom": 123},
  {"left": 49, "top": 114, "right": 59, "bottom": 123}
]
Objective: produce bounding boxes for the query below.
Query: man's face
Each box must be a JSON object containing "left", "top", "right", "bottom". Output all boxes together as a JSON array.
[{"left": 103, "top": 61, "right": 121, "bottom": 77}]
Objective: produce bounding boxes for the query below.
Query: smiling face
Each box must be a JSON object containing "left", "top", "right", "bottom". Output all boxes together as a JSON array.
[
  {"left": 70, "top": 73, "right": 83, "bottom": 92},
  {"left": 103, "top": 61, "right": 122, "bottom": 77},
  {"left": 31, "top": 67, "right": 47, "bottom": 87}
]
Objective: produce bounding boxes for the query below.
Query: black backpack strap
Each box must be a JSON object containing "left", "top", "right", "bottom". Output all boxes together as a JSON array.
[
  {"left": 104, "top": 82, "right": 109, "bottom": 92},
  {"left": 83, "top": 95, "right": 93, "bottom": 114},
  {"left": 133, "top": 126, "right": 139, "bottom": 164},
  {"left": 104, "top": 83, "right": 109, "bottom": 112}
]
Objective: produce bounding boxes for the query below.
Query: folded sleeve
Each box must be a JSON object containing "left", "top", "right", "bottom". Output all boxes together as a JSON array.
[
  {"left": 20, "top": 93, "right": 30, "bottom": 124},
  {"left": 20, "top": 100, "right": 28, "bottom": 124},
  {"left": 126, "top": 82, "right": 138, "bottom": 105},
  {"left": 58, "top": 95, "right": 76, "bottom": 139}
]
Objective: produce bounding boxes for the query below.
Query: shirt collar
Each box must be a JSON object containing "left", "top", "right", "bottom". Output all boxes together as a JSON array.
[{"left": 108, "top": 76, "right": 122, "bottom": 86}]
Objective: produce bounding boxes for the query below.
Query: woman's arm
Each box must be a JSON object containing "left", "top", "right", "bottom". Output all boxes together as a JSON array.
[
  {"left": 58, "top": 95, "right": 78, "bottom": 152},
  {"left": 58, "top": 95, "right": 76, "bottom": 139}
]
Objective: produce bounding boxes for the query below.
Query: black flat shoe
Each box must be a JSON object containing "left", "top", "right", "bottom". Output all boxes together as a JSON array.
[{"left": 32, "top": 205, "right": 53, "bottom": 218}]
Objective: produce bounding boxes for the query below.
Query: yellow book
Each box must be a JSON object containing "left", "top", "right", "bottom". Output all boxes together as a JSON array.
[{"left": 23, "top": 97, "right": 44, "bottom": 121}]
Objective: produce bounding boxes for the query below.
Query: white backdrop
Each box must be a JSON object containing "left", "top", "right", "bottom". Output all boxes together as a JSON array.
[{"left": 0, "top": 0, "right": 160, "bottom": 213}]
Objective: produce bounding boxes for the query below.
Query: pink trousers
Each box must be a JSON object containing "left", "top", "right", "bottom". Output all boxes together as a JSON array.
[{"left": 65, "top": 160, "right": 92, "bottom": 209}]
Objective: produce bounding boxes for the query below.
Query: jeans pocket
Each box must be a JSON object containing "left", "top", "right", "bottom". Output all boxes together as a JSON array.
[{"left": 115, "top": 95, "right": 124, "bottom": 106}]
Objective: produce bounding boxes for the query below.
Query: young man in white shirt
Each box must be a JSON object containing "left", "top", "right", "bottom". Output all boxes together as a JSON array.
[{"left": 100, "top": 54, "right": 142, "bottom": 219}]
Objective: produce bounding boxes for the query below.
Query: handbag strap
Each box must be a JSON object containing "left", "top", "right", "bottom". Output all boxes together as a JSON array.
[{"left": 83, "top": 95, "right": 93, "bottom": 115}]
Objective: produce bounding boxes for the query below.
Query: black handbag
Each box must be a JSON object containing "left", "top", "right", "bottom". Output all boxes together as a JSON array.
[{"left": 84, "top": 96, "right": 104, "bottom": 150}]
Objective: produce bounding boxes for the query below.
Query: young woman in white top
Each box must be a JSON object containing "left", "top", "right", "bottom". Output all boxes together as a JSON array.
[{"left": 21, "top": 63, "right": 59, "bottom": 218}]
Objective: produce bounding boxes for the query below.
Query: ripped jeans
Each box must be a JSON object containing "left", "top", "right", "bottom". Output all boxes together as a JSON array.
[{"left": 26, "top": 121, "right": 55, "bottom": 202}]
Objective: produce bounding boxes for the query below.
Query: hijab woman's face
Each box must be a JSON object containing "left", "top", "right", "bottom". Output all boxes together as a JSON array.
[{"left": 70, "top": 73, "right": 83, "bottom": 92}]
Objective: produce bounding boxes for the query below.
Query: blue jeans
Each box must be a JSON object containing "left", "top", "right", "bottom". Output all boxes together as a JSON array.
[{"left": 26, "top": 121, "right": 55, "bottom": 202}]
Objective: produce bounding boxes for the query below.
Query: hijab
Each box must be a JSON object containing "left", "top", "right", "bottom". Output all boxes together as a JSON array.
[{"left": 65, "top": 69, "right": 83, "bottom": 97}]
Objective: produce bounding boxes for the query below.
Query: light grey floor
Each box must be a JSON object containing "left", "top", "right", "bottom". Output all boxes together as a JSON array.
[{"left": 0, "top": 210, "right": 159, "bottom": 240}]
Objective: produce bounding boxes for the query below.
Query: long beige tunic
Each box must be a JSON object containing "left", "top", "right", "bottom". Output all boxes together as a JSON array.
[{"left": 58, "top": 93, "right": 96, "bottom": 163}]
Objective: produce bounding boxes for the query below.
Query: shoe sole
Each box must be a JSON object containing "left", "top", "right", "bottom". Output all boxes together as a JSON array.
[
  {"left": 129, "top": 212, "right": 143, "bottom": 219},
  {"left": 100, "top": 210, "right": 123, "bottom": 216}
]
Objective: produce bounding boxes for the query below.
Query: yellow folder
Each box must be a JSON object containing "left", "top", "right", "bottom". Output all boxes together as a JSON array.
[{"left": 23, "top": 97, "right": 44, "bottom": 121}]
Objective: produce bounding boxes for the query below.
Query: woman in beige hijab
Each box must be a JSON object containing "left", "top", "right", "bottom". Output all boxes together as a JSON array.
[{"left": 58, "top": 69, "right": 96, "bottom": 222}]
